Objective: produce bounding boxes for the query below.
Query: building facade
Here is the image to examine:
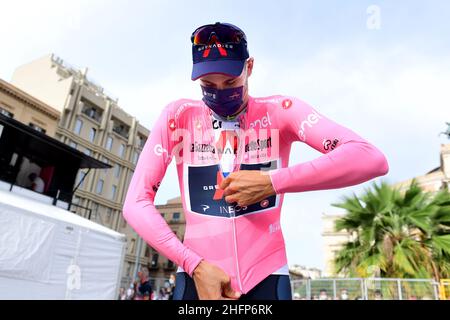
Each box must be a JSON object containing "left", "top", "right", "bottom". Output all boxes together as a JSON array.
[
  {"left": 11, "top": 54, "right": 151, "bottom": 287},
  {"left": 0, "top": 79, "right": 59, "bottom": 136}
]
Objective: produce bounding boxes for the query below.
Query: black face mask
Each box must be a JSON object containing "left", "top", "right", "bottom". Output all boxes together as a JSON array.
[{"left": 201, "top": 85, "right": 244, "bottom": 118}]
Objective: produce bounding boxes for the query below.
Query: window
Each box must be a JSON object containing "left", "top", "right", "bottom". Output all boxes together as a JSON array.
[
  {"left": 84, "top": 148, "right": 91, "bottom": 156},
  {"left": 137, "top": 135, "right": 146, "bottom": 149},
  {"left": 129, "top": 238, "right": 136, "bottom": 255},
  {"left": 106, "top": 208, "right": 112, "bottom": 224},
  {"left": 0, "top": 106, "right": 14, "bottom": 118},
  {"left": 173, "top": 212, "right": 181, "bottom": 221},
  {"left": 74, "top": 119, "right": 83, "bottom": 134},
  {"left": 91, "top": 202, "right": 99, "bottom": 220},
  {"left": 29, "top": 123, "right": 46, "bottom": 134},
  {"left": 132, "top": 151, "right": 139, "bottom": 165},
  {"left": 96, "top": 179, "right": 104, "bottom": 194},
  {"left": 121, "top": 216, "right": 127, "bottom": 229},
  {"left": 126, "top": 263, "right": 132, "bottom": 277},
  {"left": 151, "top": 254, "right": 159, "bottom": 268},
  {"left": 76, "top": 171, "right": 87, "bottom": 189},
  {"left": 145, "top": 246, "right": 151, "bottom": 258},
  {"left": 72, "top": 196, "right": 80, "bottom": 205},
  {"left": 118, "top": 143, "right": 125, "bottom": 158},
  {"left": 89, "top": 128, "right": 96, "bottom": 143},
  {"left": 105, "top": 136, "right": 113, "bottom": 151},
  {"left": 111, "top": 185, "right": 117, "bottom": 200},
  {"left": 69, "top": 141, "right": 77, "bottom": 149},
  {"left": 114, "top": 165, "right": 121, "bottom": 178}
]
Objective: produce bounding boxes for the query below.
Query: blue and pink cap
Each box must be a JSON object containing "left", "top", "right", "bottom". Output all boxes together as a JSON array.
[{"left": 191, "top": 22, "right": 250, "bottom": 81}]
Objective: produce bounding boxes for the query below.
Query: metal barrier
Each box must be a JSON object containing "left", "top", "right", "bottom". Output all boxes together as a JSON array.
[
  {"left": 291, "top": 278, "right": 441, "bottom": 300},
  {"left": 120, "top": 277, "right": 444, "bottom": 300},
  {"left": 440, "top": 279, "right": 450, "bottom": 300}
]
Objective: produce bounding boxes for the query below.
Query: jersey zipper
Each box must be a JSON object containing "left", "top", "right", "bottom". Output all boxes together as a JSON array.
[{"left": 230, "top": 210, "right": 243, "bottom": 293}]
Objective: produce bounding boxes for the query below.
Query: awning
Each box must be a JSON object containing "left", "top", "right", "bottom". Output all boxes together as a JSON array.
[{"left": 0, "top": 113, "right": 111, "bottom": 169}]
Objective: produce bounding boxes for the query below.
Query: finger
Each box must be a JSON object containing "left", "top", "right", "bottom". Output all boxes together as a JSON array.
[
  {"left": 223, "top": 282, "right": 241, "bottom": 300},
  {"left": 220, "top": 177, "right": 232, "bottom": 190},
  {"left": 220, "top": 172, "right": 239, "bottom": 189},
  {"left": 225, "top": 195, "right": 238, "bottom": 204},
  {"left": 223, "top": 186, "right": 238, "bottom": 197}
]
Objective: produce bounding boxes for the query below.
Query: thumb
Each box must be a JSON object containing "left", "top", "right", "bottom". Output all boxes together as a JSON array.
[
  {"left": 220, "top": 177, "right": 231, "bottom": 190},
  {"left": 222, "top": 281, "right": 241, "bottom": 299}
]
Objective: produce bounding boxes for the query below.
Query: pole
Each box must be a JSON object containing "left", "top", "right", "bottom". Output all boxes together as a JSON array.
[{"left": 132, "top": 236, "right": 143, "bottom": 282}]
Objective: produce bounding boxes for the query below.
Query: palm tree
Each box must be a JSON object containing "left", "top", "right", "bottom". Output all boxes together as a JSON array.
[{"left": 332, "top": 179, "right": 450, "bottom": 280}]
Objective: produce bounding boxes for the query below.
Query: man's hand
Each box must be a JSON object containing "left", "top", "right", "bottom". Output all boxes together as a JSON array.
[
  {"left": 220, "top": 170, "right": 276, "bottom": 207},
  {"left": 192, "top": 260, "right": 241, "bottom": 300}
]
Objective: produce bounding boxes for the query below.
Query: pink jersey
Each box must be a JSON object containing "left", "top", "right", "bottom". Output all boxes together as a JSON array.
[{"left": 123, "top": 95, "right": 389, "bottom": 294}]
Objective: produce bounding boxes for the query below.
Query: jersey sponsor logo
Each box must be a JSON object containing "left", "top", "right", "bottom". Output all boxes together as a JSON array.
[
  {"left": 245, "top": 137, "right": 272, "bottom": 152},
  {"left": 323, "top": 139, "right": 339, "bottom": 151},
  {"left": 154, "top": 144, "right": 169, "bottom": 156},
  {"left": 152, "top": 182, "right": 161, "bottom": 193},
  {"left": 168, "top": 119, "right": 177, "bottom": 131},
  {"left": 254, "top": 97, "right": 283, "bottom": 104},
  {"left": 212, "top": 119, "right": 240, "bottom": 130},
  {"left": 185, "top": 160, "right": 279, "bottom": 217},
  {"left": 212, "top": 119, "right": 221, "bottom": 129},
  {"left": 191, "top": 142, "right": 216, "bottom": 153},
  {"left": 249, "top": 111, "right": 272, "bottom": 129},
  {"left": 190, "top": 142, "right": 237, "bottom": 155},
  {"left": 269, "top": 222, "right": 281, "bottom": 234},
  {"left": 282, "top": 99, "right": 293, "bottom": 109},
  {"left": 298, "top": 110, "right": 322, "bottom": 142}
]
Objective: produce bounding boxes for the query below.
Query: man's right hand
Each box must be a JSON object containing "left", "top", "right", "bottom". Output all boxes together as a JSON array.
[{"left": 192, "top": 260, "right": 241, "bottom": 300}]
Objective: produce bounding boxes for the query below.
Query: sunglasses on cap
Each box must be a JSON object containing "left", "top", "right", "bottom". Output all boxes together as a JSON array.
[{"left": 191, "top": 22, "right": 247, "bottom": 45}]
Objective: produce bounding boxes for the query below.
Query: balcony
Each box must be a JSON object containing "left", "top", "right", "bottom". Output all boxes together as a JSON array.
[
  {"left": 81, "top": 102, "right": 102, "bottom": 123},
  {"left": 163, "top": 262, "right": 176, "bottom": 271},
  {"left": 149, "top": 262, "right": 160, "bottom": 271},
  {"left": 112, "top": 120, "right": 129, "bottom": 140},
  {"left": 137, "top": 135, "right": 147, "bottom": 149}
]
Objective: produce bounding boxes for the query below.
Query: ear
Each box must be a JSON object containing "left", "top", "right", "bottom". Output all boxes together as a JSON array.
[{"left": 246, "top": 57, "right": 254, "bottom": 78}]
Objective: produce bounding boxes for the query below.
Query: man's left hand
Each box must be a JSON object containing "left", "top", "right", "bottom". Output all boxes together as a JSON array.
[{"left": 220, "top": 170, "right": 276, "bottom": 207}]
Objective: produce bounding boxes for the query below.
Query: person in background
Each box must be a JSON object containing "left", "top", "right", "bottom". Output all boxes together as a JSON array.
[
  {"left": 167, "top": 273, "right": 176, "bottom": 300},
  {"left": 118, "top": 287, "right": 127, "bottom": 300},
  {"left": 340, "top": 288, "right": 349, "bottom": 300},
  {"left": 374, "top": 289, "right": 383, "bottom": 300},
  {"left": 28, "top": 173, "right": 45, "bottom": 193},
  {"left": 126, "top": 283, "right": 135, "bottom": 300},
  {"left": 319, "top": 289, "right": 329, "bottom": 300},
  {"left": 135, "top": 267, "right": 152, "bottom": 300}
]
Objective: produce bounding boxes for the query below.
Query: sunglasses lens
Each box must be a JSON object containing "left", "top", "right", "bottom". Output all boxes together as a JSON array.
[{"left": 192, "top": 24, "right": 245, "bottom": 45}]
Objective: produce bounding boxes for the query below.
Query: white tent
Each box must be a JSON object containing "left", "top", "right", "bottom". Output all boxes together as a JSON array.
[{"left": 0, "top": 187, "right": 126, "bottom": 300}]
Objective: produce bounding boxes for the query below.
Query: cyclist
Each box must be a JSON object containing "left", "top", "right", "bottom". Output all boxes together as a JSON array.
[{"left": 123, "top": 22, "right": 389, "bottom": 300}]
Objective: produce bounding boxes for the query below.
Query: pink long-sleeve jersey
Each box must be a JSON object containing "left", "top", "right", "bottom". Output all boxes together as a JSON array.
[{"left": 123, "top": 95, "right": 389, "bottom": 294}]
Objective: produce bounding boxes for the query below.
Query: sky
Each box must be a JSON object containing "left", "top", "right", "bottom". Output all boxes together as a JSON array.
[{"left": 1, "top": 0, "right": 449, "bottom": 272}]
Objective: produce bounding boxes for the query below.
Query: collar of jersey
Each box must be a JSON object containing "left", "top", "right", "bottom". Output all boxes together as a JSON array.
[{"left": 210, "top": 100, "right": 249, "bottom": 122}]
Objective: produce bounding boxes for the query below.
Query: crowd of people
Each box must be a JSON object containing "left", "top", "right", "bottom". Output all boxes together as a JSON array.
[{"left": 118, "top": 267, "right": 176, "bottom": 300}]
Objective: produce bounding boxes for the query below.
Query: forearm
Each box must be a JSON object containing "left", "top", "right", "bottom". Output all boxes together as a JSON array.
[
  {"left": 123, "top": 200, "right": 203, "bottom": 276},
  {"left": 269, "top": 140, "right": 389, "bottom": 194}
]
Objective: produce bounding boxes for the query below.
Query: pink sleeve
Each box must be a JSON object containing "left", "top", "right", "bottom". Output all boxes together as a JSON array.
[
  {"left": 269, "top": 97, "right": 389, "bottom": 194},
  {"left": 122, "top": 102, "right": 203, "bottom": 277}
]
